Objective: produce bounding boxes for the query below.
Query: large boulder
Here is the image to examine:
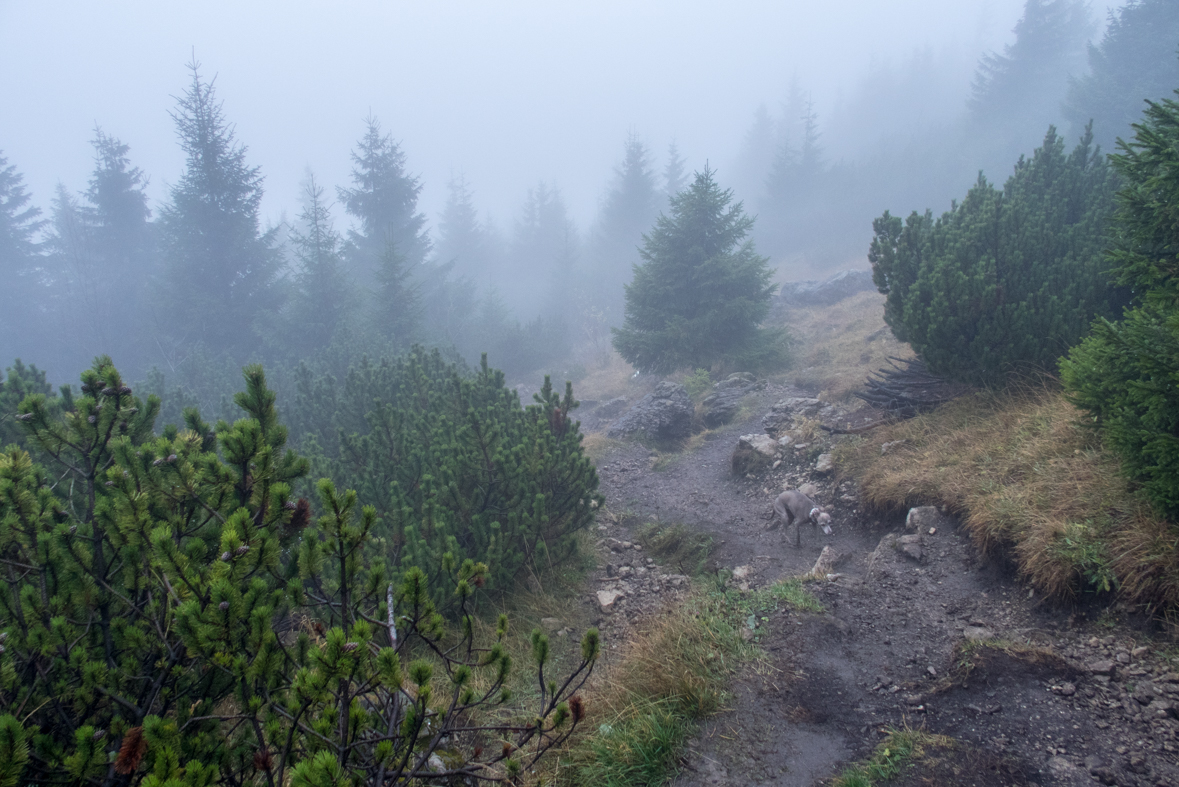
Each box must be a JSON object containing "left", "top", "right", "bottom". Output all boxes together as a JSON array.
[
  {"left": 701, "top": 373, "right": 765, "bottom": 428},
  {"left": 607, "top": 382, "right": 693, "bottom": 440},
  {"left": 778, "top": 269, "right": 875, "bottom": 307},
  {"left": 731, "top": 433, "right": 779, "bottom": 475}
]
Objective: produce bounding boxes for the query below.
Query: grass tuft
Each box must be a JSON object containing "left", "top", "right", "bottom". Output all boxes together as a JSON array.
[
  {"left": 835, "top": 385, "right": 1179, "bottom": 610},
  {"left": 831, "top": 727, "right": 956, "bottom": 787},
  {"left": 634, "top": 521, "right": 714, "bottom": 576},
  {"left": 559, "top": 582, "right": 757, "bottom": 786}
]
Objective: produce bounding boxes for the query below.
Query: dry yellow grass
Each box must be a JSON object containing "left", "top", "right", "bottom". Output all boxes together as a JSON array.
[
  {"left": 835, "top": 386, "right": 1179, "bottom": 609},
  {"left": 781, "top": 289, "right": 914, "bottom": 400}
]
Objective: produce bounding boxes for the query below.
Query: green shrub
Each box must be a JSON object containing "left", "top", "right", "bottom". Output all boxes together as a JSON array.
[
  {"left": 0, "top": 358, "right": 599, "bottom": 785},
  {"left": 292, "top": 347, "right": 603, "bottom": 600},
  {"left": 870, "top": 126, "right": 1125, "bottom": 384}
]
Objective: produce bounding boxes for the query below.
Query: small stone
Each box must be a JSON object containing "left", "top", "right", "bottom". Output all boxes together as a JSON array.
[
  {"left": 540, "top": 617, "right": 563, "bottom": 632},
  {"left": 1052, "top": 682, "right": 1077, "bottom": 696},
  {"left": 963, "top": 626, "right": 994, "bottom": 641},
  {"left": 1046, "top": 756, "right": 1078, "bottom": 780},
  {"left": 732, "top": 565, "right": 752, "bottom": 580},
  {"left": 926, "top": 666, "right": 937, "bottom": 677},
  {"left": 740, "top": 627, "right": 755, "bottom": 642},
  {"left": 928, "top": 527, "right": 937, "bottom": 535},
  {"left": 1089, "top": 660, "right": 1117, "bottom": 676},
  {"left": 815, "top": 453, "right": 834, "bottom": 473},
  {"left": 1116, "top": 650, "right": 1131, "bottom": 664},
  {"left": 1131, "top": 645, "right": 1149, "bottom": 659},
  {"left": 897, "top": 534, "right": 923, "bottom": 561},
  {"left": 596, "top": 590, "right": 624, "bottom": 613},
  {"left": 428, "top": 753, "right": 446, "bottom": 773},
  {"left": 905, "top": 506, "right": 943, "bottom": 532}
]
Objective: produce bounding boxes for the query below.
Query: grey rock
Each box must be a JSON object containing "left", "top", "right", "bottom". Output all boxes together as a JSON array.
[
  {"left": 761, "top": 396, "right": 824, "bottom": 434},
  {"left": 596, "top": 589, "right": 624, "bottom": 613},
  {"left": 731, "top": 434, "right": 779, "bottom": 475},
  {"left": 905, "top": 506, "right": 947, "bottom": 533},
  {"left": 778, "top": 269, "right": 875, "bottom": 306},
  {"left": 1045, "top": 756, "right": 1079, "bottom": 780},
  {"left": 701, "top": 374, "right": 765, "bottom": 428},
  {"left": 898, "top": 534, "right": 923, "bottom": 562},
  {"left": 540, "top": 617, "right": 564, "bottom": 632},
  {"left": 963, "top": 626, "right": 994, "bottom": 642},
  {"left": 607, "top": 382, "right": 692, "bottom": 440},
  {"left": 1089, "top": 660, "right": 1117, "bottom": 676},
  {"left": 815, "top": 453, "right": 834, "bottom": 473}
]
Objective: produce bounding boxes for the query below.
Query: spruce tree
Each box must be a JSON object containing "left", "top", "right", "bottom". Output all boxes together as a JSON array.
[
  {"left": 663, "top": 141, "right": 688, "bottom": 202},
  {"left": 1061, "top": 91, "right": 1179, "bottom": 519},
  {"left": 84, "top": 129, "right": 155, "bottom": 370},
  {"left": 338, "top": 116, "right": 431, "bottom": 286},
  {"left": 0, "top": 152, "right": 45, "bottom": 364},
  {"left": 507, "top": 181, "right": 579, "bottom": 319},
  {"left": 969, "top": 0, "right": 1093, "bottom": 153},
  {"left": 587, "top": 134, "right": 661, "bottom": 319},
  {"left": 870, "top": 126, "right": 1122, "bottom": 384},
  {"left": 1063, "top": 0, "right": 1179, "bottom": 149},
  {"left": 159, "top": 61, "right": 282, "bottom": 356},
  {"left": 612, "top": 167, "right": 780, "bottom": 374},
  {"left": 286, "top": 172, "right": 352, "bottom": 355}
]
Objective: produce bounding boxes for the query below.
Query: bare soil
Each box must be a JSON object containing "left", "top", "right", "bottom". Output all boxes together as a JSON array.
[{"left": 586, "top": 382, "right": 1179, "bottom": 787}]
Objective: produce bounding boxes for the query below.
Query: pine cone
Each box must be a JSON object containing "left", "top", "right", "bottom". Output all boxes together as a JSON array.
[
  {"left": 219, "top": 601, "right": 230, "bottom": 611},
  {"left": 234, "top": 544, "right": 250, "bottom": 557},
  {"left": 221, "top": 551, "right": 232, "bottom": 562}
]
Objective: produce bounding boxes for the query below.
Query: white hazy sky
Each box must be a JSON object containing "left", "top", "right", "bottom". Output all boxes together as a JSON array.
[{"left": 0, "top": 0, "right": 1119, "bottom": 233}]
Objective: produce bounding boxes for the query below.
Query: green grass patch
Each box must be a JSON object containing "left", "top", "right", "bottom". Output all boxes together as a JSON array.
[
  {"left": 831, "top": 728, "right": 955, "bottom": 787},
  {"left": 634, "top": 521, "right": 714, "bottom": 576}
]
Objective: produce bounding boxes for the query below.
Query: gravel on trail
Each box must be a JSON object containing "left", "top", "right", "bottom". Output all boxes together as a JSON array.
[{"left": 587, "top": 382, "right": 1179, "bottom": 787}]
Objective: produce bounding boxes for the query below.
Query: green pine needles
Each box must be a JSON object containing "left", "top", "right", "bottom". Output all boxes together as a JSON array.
[
  {"left": 294, "top": 347, "right": 604, "bottom": 604},
  {"left": 869, "top": 125, "right": 1125, "bottom": 384},
  {"left": 1061, "top": 91, "right": 1179, "bottom": 519},
  {"left": 612, "top": 167, "right": 783, "bottom": 374},
  {"left": 0, "top": 358, "right": 600, "bottom": 785}
]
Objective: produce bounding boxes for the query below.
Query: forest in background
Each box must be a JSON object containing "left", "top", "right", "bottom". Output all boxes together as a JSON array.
[{"left": 0, "top": 0, "right": 1177, "bottom": 423}]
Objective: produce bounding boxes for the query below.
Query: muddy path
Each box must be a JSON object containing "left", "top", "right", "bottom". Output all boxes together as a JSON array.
[{"left": 588, "top": 383, "right": 1179, "bottom": 787}]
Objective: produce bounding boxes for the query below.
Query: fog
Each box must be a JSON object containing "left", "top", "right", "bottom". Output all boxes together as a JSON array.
[
  {"left": 3, "top": 0, "right": 1105, "bottom": 228},
  {"left": 0, "top": 0, "right": 1155, "bottom": 395}
]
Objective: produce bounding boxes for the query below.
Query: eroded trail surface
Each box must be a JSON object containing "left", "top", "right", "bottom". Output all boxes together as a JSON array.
[{"left": 589, "top": 383, "right": 1179, "bottom": 787}]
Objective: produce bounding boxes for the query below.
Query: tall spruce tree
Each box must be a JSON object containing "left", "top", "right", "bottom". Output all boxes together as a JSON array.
[
  {"left": 612, "top": 167, "right": 779, "bottom": 373},
  {"left": 1064, "top": 0, "right": 1179, "bottom": 149},
  {"left": 970, "top": 0, "right": 1093, "bottom": 156},
  {"left": 338, "top": 116, "right": 431, "bottom": 287},
  {"left": 83, "top": 130, "right": 155, "bottom": 372},
  {"left": 507, "top": 181, "right": 579, "bottom": 319},
  {"left": 285, "top": 172, "right": 352, "bottom": 356},
  {"left": 0, "top": 152, "right": 44, "bottom": 364},
  {"left": 663, "top": 141, "right": 688, "bottom": 202},
  {"left": 1061, "top": 91, "right": 1179, "bottom": 519},
  {"left": 433, "top": 174, "right": 495, "bottom": 283},
  {"left": 587, "top": 134, "right": 661, "bottom": 320},
  {"left": 870, "top": 125, "right": 1122, "bottom": 384},
  {"left": 158, "top": 61, "right": 282, "bottom": 356}
]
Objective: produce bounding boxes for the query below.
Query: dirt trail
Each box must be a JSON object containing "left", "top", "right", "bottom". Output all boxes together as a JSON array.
[{"left": 590, "top": 383, "right": 1179, "bottom": 787}]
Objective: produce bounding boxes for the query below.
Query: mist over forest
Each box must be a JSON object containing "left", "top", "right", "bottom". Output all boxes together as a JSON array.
[{"left": 1, "top": 0, "right": 1176, "bottom": 409}]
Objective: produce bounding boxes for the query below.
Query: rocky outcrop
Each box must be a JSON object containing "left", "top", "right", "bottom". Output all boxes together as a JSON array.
[
  {"left": 701, "top": 373, "right": 765, "bottom": 428},
  {"left": 778, "top": 269, "right": 875, "bottom": 306},
  {"left": 607, "top": 382, "right": 692, "bottom": 440},
  {"left": 761, "top": 396, "right": 824, "bottom": 435}
]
